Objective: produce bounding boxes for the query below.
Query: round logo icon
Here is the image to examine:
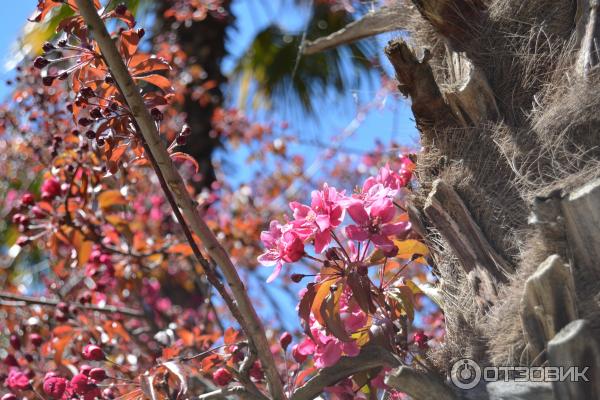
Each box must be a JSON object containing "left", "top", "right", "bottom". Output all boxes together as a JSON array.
[{"left": 451, "top": 358, "right": 481, "bottom": 389}]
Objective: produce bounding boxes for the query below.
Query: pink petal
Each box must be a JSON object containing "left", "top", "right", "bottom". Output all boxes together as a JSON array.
[
  {"left": 347, "top": 201, "right": 369, "bottom": 224},
  {"left": 362, "top": 177, "right": 376, "bottom": 192},
  {"left": 371, "top": 197, "right": 395, "bottom": 223},
  {"left": 315, "top": 214, "right": 330, "bottom": 231},
  {"left": 381, "top": 221, "right": 411, "bottom": 236},
  {"left": 314, "top": 229, "right": 330, "bottom": 253},
  {"left": 297, "top": 338, "right": 316, "bottom": 355},
  {"left": 289, "top": 202, "right": 311, "bottom": 219},
  {"left": 315, "top": 339, "right": 343, "bottom": 368},
  {"left": 266, "top": 263, "right": 283, "bottom": 283},
  {"left": 370, "top": 234, "right": 395, "bottom": 251},
  {"left": 329, "top": 206, "right": 345, "bottom": 227},
  {"left": 257, "top": 251, "right": 279, "bottom": 267},
  {"left": 342, "top": 341, "right": 360, "bottom": 357},
  {"left": 345, "top": 225, "right": 369, "bottom": 242}
]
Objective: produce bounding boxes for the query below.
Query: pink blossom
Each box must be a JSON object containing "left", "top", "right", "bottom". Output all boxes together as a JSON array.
[
  {"left": 339, "top": 292, "right": 368, "bottom": 332},
  {"left": 363, "top": 164, "right": 405, "bottom": 192},
  {"left": 297, "top": 289, "right": 366, "bottom": 368},
  {"left": 340, "top": 183, "right": 397, "bottom": 219},
  {"left": 345, "top": 197, "right": 410, "bottom": 252},
  {"left": 289, "top": 184, "right": 345, "bottom": 253},
  {"left": 258, "top": 221, "right": 305, "bottom": 282},
  {"left": 6, "top": 368, "right": 30, "bottom": 391}
]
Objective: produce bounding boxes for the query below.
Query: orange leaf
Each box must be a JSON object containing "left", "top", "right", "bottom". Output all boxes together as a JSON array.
[
  {"left": 224, "top": 327, "right": 240, "bottom": 346},
  {"left": 97, "top": 190, "right": 127, "bottom": 210},
  {"left": 109, "top": 144, "right": 129, "bottom": 164},
  {"left": 119, "top": 30, "right": 140, "bottom": 60},
  {"left": 311, "top": 278, "right": 337, "bottom": 326},
  {"left": 167, "top": 243, "right": 194, "bottom": 256},
  {"left": 393, "top": 239, "right": 429, "bottom": 264},
  {"left": 78, "top": 240, "right": 94, "bottom": 266}
]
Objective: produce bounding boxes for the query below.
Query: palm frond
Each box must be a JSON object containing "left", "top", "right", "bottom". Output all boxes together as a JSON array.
[{"left": 232, "top": 4, "right": 380, "bottom": 113}]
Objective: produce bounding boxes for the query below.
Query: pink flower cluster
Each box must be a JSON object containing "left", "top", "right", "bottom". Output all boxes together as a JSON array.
[
  {"left": 293, "top": 287, "right": 367, "bottom": 368},
  {"left": 258, "top": 162, "right": 413, "bottom": 281}
]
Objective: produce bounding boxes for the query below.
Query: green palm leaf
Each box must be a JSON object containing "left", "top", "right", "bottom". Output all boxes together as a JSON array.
[{"left": 233, "top": 4, "right": 379, "bottom": 113}]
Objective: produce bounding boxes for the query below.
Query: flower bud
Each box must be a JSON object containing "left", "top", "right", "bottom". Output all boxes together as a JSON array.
[
  {"left": 212, "top": 368, "right": 232, "bottom": 386},
  {"left": 89, "top": 368, "right": 107, "bottom": 382},
  {"left": 82, "top": 344, "right": 104, "bottom": 361},
  {"left": 29, "top": 333, "right": 43, "bottom": 347},
  {"left": 279, "top": 332, "right": 292, "bottom": 350}
]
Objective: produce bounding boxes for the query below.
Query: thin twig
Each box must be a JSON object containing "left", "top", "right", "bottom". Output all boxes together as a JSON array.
[
  {"left": 0, "top": 292, "right": 145, "bottom": 318},
  {"left": 198, "top": 386, "right": 268, "bottom": 400},
  {"left": 73, "top": 1, "right": 284, "bottom": 398}
]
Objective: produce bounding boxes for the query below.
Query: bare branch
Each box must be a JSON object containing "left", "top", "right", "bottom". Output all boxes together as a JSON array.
[
  {"left": 198, "top": 386, "right": 268, "bottom": 400},
  {"left": 385, "top": 366, "right": 456, "bottom": 400},
  {"left": 0, "top": 292, "right": 145, "bottom": 318},
  {"left": 303, "top": 5, "right": 409, "bottom": 55},
  {"left": 74, "top": 2, "right": 284, "bottom": 398},
  {"left": 290, "top": 346, "right": 400, "bottom": 400}
]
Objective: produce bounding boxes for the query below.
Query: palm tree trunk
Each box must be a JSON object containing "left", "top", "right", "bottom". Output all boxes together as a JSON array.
[
  {"left": 154, "top": 0, "right": 233, "bottom": 191},
  {"left": 380, "top": 0, "right": 600, "bottom": 398}
]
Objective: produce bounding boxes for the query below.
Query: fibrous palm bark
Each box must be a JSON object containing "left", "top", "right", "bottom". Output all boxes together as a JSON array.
[{"left": 307, "top": 0, "right": 600, "bottom": 398}]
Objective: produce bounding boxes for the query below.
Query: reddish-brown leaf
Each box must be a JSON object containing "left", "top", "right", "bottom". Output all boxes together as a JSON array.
[
  {"left": 320, "top": 283, "right": 351, "bottom": 342},
  {"left": 119, "top": 30, "right": 141, "bottom": 60},
  {"left": 347, "top": 271, "right": 376, "bottom": 314},
  {"left": 136, "top": 74, "right": 173, "bottom": 93},
  {"left": 169, "top": 152, "right": 199, "bottom": 173},
  {"left": 311, "top": 278, "right": 338, "bottom": 326},
  {"left": 224, "top": 327, "right": 240, "bottom": 345},
  {"left": 130, "top": 55, "right": 171, "bottom": 74},
  {"left": 298, "top": 283, "right": 317, "bottom": 339},
  {"left": 97, "top": 190, "right": 127, "bottom": 210}
]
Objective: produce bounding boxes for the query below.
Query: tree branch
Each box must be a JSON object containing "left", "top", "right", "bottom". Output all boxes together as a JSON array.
[
  {"left": 290, "top": 346, "right": 400, "bottom": 400},
  {"left": 197, "top": 386, "right": 268, "bottom": 400},
  {"left": 74, "top": 2, "right": 284, "bottom": 398},
  {"left": 303, "top": 5, "right": 409, "bottom": 55},
  {"left": 0, "top": 292, "right": 145, "bottom": 318},
  {"left": 385, "top": 366, "right": 456, "bottom": 400}
]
